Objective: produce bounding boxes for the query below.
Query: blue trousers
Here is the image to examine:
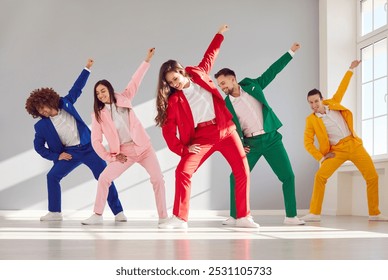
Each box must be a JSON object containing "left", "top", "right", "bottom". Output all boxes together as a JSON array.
[{"left": 46, "top": 143, "right": 123, "bottom": 214}]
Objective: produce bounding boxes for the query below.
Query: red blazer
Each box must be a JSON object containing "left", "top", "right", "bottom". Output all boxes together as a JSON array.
[{"left": 162, "top": 33, "right": 233, "bottom": 157}]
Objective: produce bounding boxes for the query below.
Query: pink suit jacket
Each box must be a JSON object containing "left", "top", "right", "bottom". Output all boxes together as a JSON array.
[
  {"left": 91, "top": 61, "right": 151, "bottom": 162},
  {"left": 162, "top": 33, "right": 234, "bottom": 157}
]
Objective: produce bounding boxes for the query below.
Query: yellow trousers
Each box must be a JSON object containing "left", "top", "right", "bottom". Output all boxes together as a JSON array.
[{"left": 310, "top": 136, "right": 380, "bottom": 215}]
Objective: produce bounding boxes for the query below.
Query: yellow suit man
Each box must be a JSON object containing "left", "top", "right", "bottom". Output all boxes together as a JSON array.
[{"left": 302, "top": 60, "right": 387, "bottom": 222}]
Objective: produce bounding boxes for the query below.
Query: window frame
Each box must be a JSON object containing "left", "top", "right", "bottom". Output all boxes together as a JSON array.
[{"left": 357, "top": 0, "right": 388, "bottom": 159}]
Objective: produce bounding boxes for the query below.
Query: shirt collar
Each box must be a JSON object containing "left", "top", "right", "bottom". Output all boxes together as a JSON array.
[
  {"left": 182, "top": 80, "right": 195, "bottom": 95},
  {"left": 315, "top": 105, "right": 329, "bottom": 118},
  {"left": 50, "top": 109, "right": 62, "bottom": 120},
  {"left": 229, "top": 87, "right": 243, "bottom": 103}
]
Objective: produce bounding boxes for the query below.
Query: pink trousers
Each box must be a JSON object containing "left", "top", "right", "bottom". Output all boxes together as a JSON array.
[{"left": 94, "top": 142, "right": 167, "bottom": 218}]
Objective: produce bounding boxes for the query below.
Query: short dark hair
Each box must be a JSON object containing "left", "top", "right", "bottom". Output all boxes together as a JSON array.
[
  {"left": 214, "top": 68, "right": 236, "bottom": 79},
  {"left": 307, "top": 88, "right": 323, "bottom": 100}
]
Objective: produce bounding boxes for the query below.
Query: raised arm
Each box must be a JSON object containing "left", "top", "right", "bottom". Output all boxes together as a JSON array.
[
  {"left": 64, "top": 58, "right": 94, "bottom": 104},
  {"left": 253, "top": 42, "right": 300, "bottom": 90},
  {"left": 331, "top": 60, "right": 360, "bottom": 103},
  {"left": 195, "top": 24, "right": 229, "bottom": 74},
  {"left": 120, "top": 49, "right": 153, "bottom": 100}
]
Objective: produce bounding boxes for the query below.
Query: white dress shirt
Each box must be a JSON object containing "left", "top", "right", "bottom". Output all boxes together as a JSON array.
[
  {"left": 183, "top": 81, "right": 216, "bottom": 127},
  {"left": 315, "top": 106, "right": 351, "bottom": 145},
  {"left": 105, "top": 103, "right": 132, "bottom": 144},
  {"left": 50, "top": 109, "right": 80, "bottom": 146},
  {"left": 229, "top": 88, "right": 265, "bottom": 137}
]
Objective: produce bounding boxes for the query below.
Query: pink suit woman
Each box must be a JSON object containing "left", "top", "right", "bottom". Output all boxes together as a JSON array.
[{"left": 82, "top": 48, "right": 167, "bottom": 225}]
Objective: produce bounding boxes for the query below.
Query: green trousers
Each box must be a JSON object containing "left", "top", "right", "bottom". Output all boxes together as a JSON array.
[{"left": 229, "top": 131, "right": 297, "bottom": 218}]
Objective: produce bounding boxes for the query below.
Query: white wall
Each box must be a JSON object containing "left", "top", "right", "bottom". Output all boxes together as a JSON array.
[
  {"left": 0, "top": 0, "right": 319, "bottom": 215},
  {"left": 319, "top": 0, "right": 358, "bottom": 107}
]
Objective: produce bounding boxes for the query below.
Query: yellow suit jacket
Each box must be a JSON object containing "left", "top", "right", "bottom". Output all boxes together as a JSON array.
[{"left": 304, "top": 70, "right": 362, "bottom": 161}]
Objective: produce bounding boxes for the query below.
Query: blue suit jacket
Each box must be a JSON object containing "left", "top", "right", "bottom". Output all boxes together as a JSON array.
[{"left": 33, "top": 69, "right": 91, "bottom": 162}]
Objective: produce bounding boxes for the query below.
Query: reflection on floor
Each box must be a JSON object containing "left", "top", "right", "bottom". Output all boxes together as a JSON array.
[{"left": 1, "top": 211, "right": 388, "bottom": 260}]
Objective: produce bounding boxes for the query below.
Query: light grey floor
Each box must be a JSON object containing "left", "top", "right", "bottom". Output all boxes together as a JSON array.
[{"left": 1, "top": 213, "right": 388, "bottom": 260}]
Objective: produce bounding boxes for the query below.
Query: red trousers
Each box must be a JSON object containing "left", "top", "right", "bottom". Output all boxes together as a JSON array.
[{"left": 174, "top": 122, "right": 250, "bottom": 221}]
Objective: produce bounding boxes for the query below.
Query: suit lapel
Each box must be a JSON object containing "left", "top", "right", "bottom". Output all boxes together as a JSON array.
[
  {"left": 241, "top": 84, "right": 266, "bottom": 105},
  {"left": 225, "top": 96, "right": 244, "bottom": 141},
  {"left": 43, "top": 118, "right": 62, "bottom": 147},
  {"left": 176, "top": 92, "right": 195, "bottom": 128},
  {"left": 189, "top": 69, "right": 223, "bottom": 101},
  {"left": 100, "top": 107, "right": 120, "bottom": 137}
]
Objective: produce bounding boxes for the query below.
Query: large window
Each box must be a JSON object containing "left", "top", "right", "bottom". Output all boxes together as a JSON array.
[
  {"left": 361, "top": 0, "right": 387, "bottom": 35},
  {"left": 358, "top": 0, "right": 388, "bottom": 157}
]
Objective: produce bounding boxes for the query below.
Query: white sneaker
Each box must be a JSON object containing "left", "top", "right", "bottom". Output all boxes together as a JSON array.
[
  {"left": 158, "top": 216, "right": 188, "bottom": 229},
  {"left": 82, "top": 214, "right": 103, "bottom": 225},
  {"left": 301, "top": 213, "right": 321, "bottom": 222},
  {"left": 40, "top": 212, "right": 63, "bottom": 221},
  {"left": 115, "top": 211, "right": 127, "bottom": 222},
  {"left": 235, "top": 216, "right": 260, "bottom": 228},
  {"left": 369, "top": 214, "right": 388, "bottom": 221},
  {"left": 284, "top": 216, "right": 305, "bottom": 225},
  {"left": 158, "top": 217, "right": 169, "bottom": 225},
  {"left": 222, "top": 217, "right": 236, "bottom": 226}
]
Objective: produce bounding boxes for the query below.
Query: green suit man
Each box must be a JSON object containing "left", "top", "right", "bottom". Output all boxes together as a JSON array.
[{"left": 215, "top": 42, "right": 304, "bottom": 225}]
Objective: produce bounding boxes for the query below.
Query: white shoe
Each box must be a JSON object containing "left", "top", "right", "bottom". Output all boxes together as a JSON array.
[
  {"left": 40, "top": 212, "right": 63, "bottom": 221},
  {"left": 222, "top": 217, "right": 236, "bottom": 226},
  {"left": 82, "top": 214, "right": 103, "bottom": 225},
  {"left": 158, "top": 216, "right": 188, "bottom": 229},
  {"left": 284, "top": 216, "right": 305, "bottom": 225},
  {"left": 235, "top": 216, "right": 260, "bottom": 228},
  {"left": 369, "top": 214, "right": 388, "bottom": 221},
  {"left": 158, "top": 217, "right": 169, "bottom": 225},
  {"left": 301, "top": 213, "right": 321, "bottom": 222},
  {"left": 115, "top": 211, "right": 127, "bottom": 222}
]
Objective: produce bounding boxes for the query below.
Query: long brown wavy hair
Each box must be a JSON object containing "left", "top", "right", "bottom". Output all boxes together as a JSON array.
[
  {"left": 93, "top": 80, "right": 117, "bottom": 123},
  {"left": 155, "top": 60, "right": 189, "bottom": 127},
  {"left": 25, "top": 88, "right": 60, "bottom": 118}
]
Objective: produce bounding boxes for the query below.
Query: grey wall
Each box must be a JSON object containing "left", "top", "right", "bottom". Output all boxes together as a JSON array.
[{"left": 0, "top": 0, "right": 319, "bottom": 214}]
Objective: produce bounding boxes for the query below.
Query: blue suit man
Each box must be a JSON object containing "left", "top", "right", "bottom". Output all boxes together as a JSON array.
[{"left": 25, "top": 59, "right": 125, "bottom": 221}]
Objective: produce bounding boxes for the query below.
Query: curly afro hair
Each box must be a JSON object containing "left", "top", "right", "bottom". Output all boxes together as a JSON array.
[{"left": 25, "top": 88, "right": 60, "bottom": 118}]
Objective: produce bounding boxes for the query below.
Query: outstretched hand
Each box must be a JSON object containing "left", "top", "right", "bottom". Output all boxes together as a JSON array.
[
  {"left": 349, "top": 60, "right": 361, "bottom": 70},
  {"left": 86, "top": 58, "right": 94, "bottom": 69},
  {"left": 145, "top": 48, "right": 155, "bottom": 63},
  {"left": 218, "top": 24, "right": 229, "bottom": 34},
  {"left": 290, "top": 42, "right": 301, "bottom": 52}
]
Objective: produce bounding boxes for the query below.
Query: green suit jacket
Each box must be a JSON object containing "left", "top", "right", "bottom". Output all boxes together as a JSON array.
[{"left": 225, "top": 52, "right": 293, "bottom": 145}]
